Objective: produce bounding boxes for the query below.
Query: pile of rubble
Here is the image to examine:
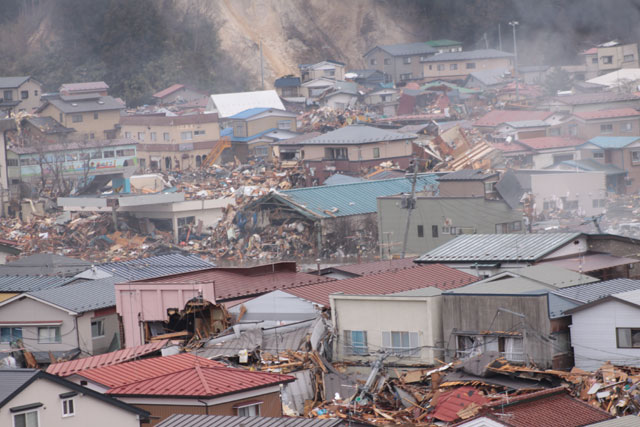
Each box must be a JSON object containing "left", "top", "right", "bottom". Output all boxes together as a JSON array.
[{"left": 298, "top": 107, "right": 374, "bottom": 133}]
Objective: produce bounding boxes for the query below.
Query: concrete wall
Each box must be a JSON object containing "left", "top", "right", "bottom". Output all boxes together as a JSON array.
[
  {"left": 39, "top": 104, "right": 121, "bottom": 140},
  {"left": 531, "top": 147, "right": 579, "bottom": 169},
  {"left": 442, "top": 294, "right": 554, "bottom": 367},
  {"left": 0, "top": 377, "right": 142, "bottom": 427},
  {"left": 76, "top": 310, "right": 120, "bottom": 355},
  {"left": 597, "top": 43, "right": 640, "bottom": 73},
  {"left": 377, "top": 196, "right": 523, "bottom": 257},
  {"left": 330, "top": 294, "right": 443, "bottom": 365},
  {"left": 423, "top": 57, "right": 513, "bottom": 80},
  {"left": 570, "top": 299, "right": 640, "bottom": 370},
  {"left": 531, "top": 171, "right": 607, "bottom": 217},
  {"left": 324, "top": 93, "right": 357, "bottom": 110}
]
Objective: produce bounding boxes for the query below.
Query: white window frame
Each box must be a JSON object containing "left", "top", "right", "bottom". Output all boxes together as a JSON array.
[
  {"left": 181, "top": 131, "right": 193, "bottom": 141},
  {"left": 12, "top": 409, "right": 39, "bottom": 427},
  {"left": 38, "top": 326, "right": 61, "bottom": 344},
  {"left": 62, "top": 398, "right": 75, "bottom": 417},
  {"left": 382, "top": 331, "right": 420, "bottom": 356},
  {"left": 277, "top": 120, "right": 292, "bottom": 130},
  {"left": 91, "top": 319, "right": 105, "bottom": 339},
  {"left": 343, "top": 330, "right": 368, "bottom": 355},
  {"left": 236, "top": 402, "right": 262, "bottom": 417}
]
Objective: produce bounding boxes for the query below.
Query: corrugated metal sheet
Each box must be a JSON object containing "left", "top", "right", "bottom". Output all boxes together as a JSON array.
[
  {"left": 585, "top": 136, "right": 640, "bottom": 149},
  {"left": 332, "top": 258, "right": 416, "bottom": 276},
  {"left": 279, "top": 369, "right": 314, "bottom": 415},
  {"left": 157, "top": 414, "right": 344, "bottom": 427},
  {"left": 553, "top": 279, "right": 640, "bottom": 304},
  {"left": 46, "top": 340, "right": 170, "bottom": 377},
  {"left": 540, "top": 254, "right": 639, "bottom": 272},
  {"left": 0, "top": 369, "right": 39, "bottom": 406},
  {"left": 589, "top": 416, "right": 640, "bottom": 426},
  {"left": 415, "top": 233, "right": 582, "bottom": 263},
  {"left": 285, "top": 264, "right": 478, "bottom": 307},
  {"left": 273, "top": 174, "right": 438, "bottom": 219},
  {"left": 28, "top": 277, "right": 119, "bottom": 313},
  {"left": 98, "top": 254, "right": 215, "bottom": 281},
  {"left": 0, "top": 275, "right": 71, "bottom": 292}
]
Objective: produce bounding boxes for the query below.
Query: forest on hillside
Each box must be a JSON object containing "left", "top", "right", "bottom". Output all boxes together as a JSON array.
[{"left": 1, "top": 0, "right": 640, "bottom": 106}]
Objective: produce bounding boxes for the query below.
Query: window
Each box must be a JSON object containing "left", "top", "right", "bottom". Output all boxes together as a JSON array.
[
  {"left": 137, "top": 132, "right": 145, "bottom": 141},
  {"left": 442, "top": 226, "right": 457, "bottom": 235},
  {"left": 548, "top": 127, "right": 560, "bottom": 136},
  {"left": 59, "top": 113, "right": 63, "bottom": 123},
  {"left": 622, "top": 122, "right": 633, "bottom": 132},
  {"left": 6, "top": 159, "right": 19, "bottom": 167},
  {"left": 417, "top": 225, "right": 424, "bottom": 238},
  {"left": 325, "top": 147, "right": 348, "bottom": 160},
  {"left": 124, "top": 131, "right": 132, "bottom": 138},
  {"left": 177, "top": 216, "right": 196, "bottom": 227},
  {"left": 382, "top": 331, "right": 420, "bottom": 356},
  {"left": 568, "top": 124, "right": 578, "bottom": 136},
  {"left": 236, "top": 403, "right": 261, "bottom": 417},
  {"left": 91, "top": 319, "right": 104, "bottom": 338},
  {"left": 617, "top": 328, "right": 640, "bottom": 348},
  {"left": 277, "top": 120, "right": 292, "bottom": 130},
  {"left": 591, "top": 57, "right": 598, "bottom": 64},
  {"left": 38, "top": 326, "right": 61, "bottom": 343},
  {"left": 181, "top": 131, "right": 193, "bottom": 140},
  {"left": 93, "top": 112, "right": 99, "bottom": 120},
  {"left": 0, "top": 327, "right": 22, "bottom": 343},
  {"left": 90, "top": 151, "right": 102, "bottom": 159},
  {"left": 344, "top": 330, "right": 368, "bottom": 355},
  {"left": 34, "top": 90, "right": 38, "bottom": 96},
  {"left": 600, "top": 123, "right": 613, "bottom": 133},
  {"left": 592, "top": 199, "right": 607, "bottom": 208},
  {"left": 194, "top": 129, "right": 206, "bottom": 136},
  {"left": 62, "top": 398, "right": 75, "bottom": 417},
  {"left": 370, "top": 58, "right": 377, "bottom": 66},
  {"left": 254, "top": 146, "right": 269, "bottom": 157},
  {"left": 466, "top": 62, "right": 476, "bottom": 69},
  {"left": 602, "top": 55, "right": 613, "bottom": 64},
  {"left": 103, "top": 150, "right": 115, "bottom": 158},
  {"left": 624, "top": 54, "right": 635, "bottom": 62},
  {"left": 632, "top": 151, "right": 640, "bottom": 164},
  {"left": 450, "top": 63, "right": 458, "bottom": 70},
  {"left": 163, "top": 132, "right": 170, "bottom": 141},
  {"left": 117, "top": 149, "right": 136, "bottom": 157},
  {"left": 400, "top": 73, "right": 412, "bottom": 80},
  {"left": 384, "top": 58, "right": 391, "bottom": 65},
  {"left": 21, "top": 90, "right": 28, "bottom": 99},
  {"left": 484, "top": 181, "right": 497, "bottom": 195},
  {"left": 403, "top": 56, "right": 411, "bottom": 64},
  {"left": 72, "top": 114, "right": 83, "bottom": 123},
  {"left": 432, "top": 225, "right": 438, "bottom": 238},
  {"left": 593, "top": 151, "right": 604, "bottom": 159},
  {"left": 324, "top": 69, "right": 336, "bottom": 77},
  {"left": 13, "top": 410, "right": 38, "bottom": 427},
  {"left": 3, "top": 90, "right": 12, "bottom": 101},
  {"left": 437, "top": 64, "right": 445, "bottom": 71},
  {"left": 496, "top": 221, "right": 522, "bottom": 234},
  {"left": 150, "top": 132, "right": 157, "bottom": 141},
  {"left": 373, "top": 147, "right": 380, "bottom": 158}
]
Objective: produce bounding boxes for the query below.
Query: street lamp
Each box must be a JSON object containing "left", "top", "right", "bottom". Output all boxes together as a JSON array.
[{"left": 509, "top": 21, "right": 519, "bottom": 101}]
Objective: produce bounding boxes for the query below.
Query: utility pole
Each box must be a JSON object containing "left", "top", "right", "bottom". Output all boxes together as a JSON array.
[
  {"left": 401, "top": 158, "right": 418, "bottom": 259},
  {"left": 483, "top": 32, "right": 488, "bottom": 49},
  {"left": 498, "top": 23, "right": 502, "bottom": 51},
  {"left": 509, "top": 21, "right": 520, "bottom": 102},
  {"left": 260, "top": 41, "right": 265, "bottom": 90}
]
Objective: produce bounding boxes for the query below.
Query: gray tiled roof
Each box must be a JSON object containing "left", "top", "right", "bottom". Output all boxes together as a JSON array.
[
  {"left": 372, "top": 42, "right": 437, "bottom": 57},
  {"left": 0, "top": 369, "right": 39, "bottom": 407},
  {"left": 0, "top": 76, "right": 30, "bottom": 89},
  {"left": 0, "top": 253, "right": 91, "bottom": 276},
  {"left": 300, "top": 124, "right": 415, "bottom": 145},
  {"left": 415, "top": 233, "right": 582, "bottom": 263},
  {"left": 28, "top": 277, "right": 119, "bottom": 313},
  {"left": 422, "top": 49, "right": 513, "bottom": 62},
  {"left": 157, "top": 414, "right": 344, "bottom": 427},
  {"left": 97, "top": 254, "right": 215, "bottom": 281},
  {"left": 0, "top": 275, "right": 71, "bottom": 292},
  {"left": 46, "top": 95, "right": 124, "bottom": 114},
  {"left": 552, "top": 278, "right": 640, "bottom": 304},
  {"left": 467, "top": 68, "right": 511, "bottom": 86}
]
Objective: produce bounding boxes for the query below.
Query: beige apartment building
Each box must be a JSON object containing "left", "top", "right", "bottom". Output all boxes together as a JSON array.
[
  {"left": 422, "top": 49, "right": 513, "bottom": 81},
  {"left": 363, "top": 42, "right": 438, "bottom": 82},
  {"left": 120, "top": 113, "right": 220, "bottom": 171},
  {"left": 583, "top": 41, "right": 640, "bottom": 79},
  {"left": 0, "top": 76, "right": 43, "bottom": 114}
]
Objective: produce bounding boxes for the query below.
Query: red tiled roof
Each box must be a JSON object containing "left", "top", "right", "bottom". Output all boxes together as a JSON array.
[
  {"left": 474, "top": 110, "right": 553, "bottom": 128},
  {"left": 573, "top": 108, "right": 640, "bottom": 120},
  {"left": 107, "top": 363, "right": 294, "bottom": 397},
  {"left": 46, "top": 340, "right": 169, "bottom": 377},
  {"left": 284, "top": 263, "right": 478, "bottom": 307},
  {"left": 119, "top": 113, "right": 218, "bottom": 126},
  {"left": 490, "top": 141, "right": 532, "bottom": 153},
  {"left": 432, "top": 386, "right": 489, "bottom": 422},
  {"left": 332, "top": 258, "right": 417, "bottom": 276},
  {"left": 153, "top": 84, "right": 185, "bottom": 99},
  {"left": 517, "top": 136, "right": 586, "bottom": 150},
  {"left": 131, "top": 262, "right": 335, "bottom": 302},
  {"left": 582, "top": 47, "right": 598, "bottom": 55},
  {"left": 484, "top": 387, "right": 612, "bottom": 426}
]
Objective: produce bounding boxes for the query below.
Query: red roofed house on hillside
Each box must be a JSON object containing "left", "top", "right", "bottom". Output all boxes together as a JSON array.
[
  {"left": 325, "top": 264, "right": 478, "bottom": 366},
  {"left": 67, "top": 353, "right": 295, "bottom": 426},
  {"left": 115, "top": 262, "right": 334, "bottom": 347}
]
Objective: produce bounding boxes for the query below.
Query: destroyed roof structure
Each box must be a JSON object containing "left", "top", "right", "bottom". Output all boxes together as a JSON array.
[{"left": 0, "top": 253, "right": 92, "bottom": 276}]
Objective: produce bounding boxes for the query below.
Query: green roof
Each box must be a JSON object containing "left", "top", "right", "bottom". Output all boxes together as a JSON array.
[
  {"left": 425, "top": 39, "right": 462, "bottom": 47},
  {"left": 251, "top": 175, "right": 439, "bottom": 219}
]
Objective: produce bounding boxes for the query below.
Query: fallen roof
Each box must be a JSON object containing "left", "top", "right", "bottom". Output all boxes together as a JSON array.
[
  {"left": 467, "top": 68, "right": 511, "bottom": 86},
  {"left": 208, "top": 90, "right": 285, "bottom": 118},
  {"left": 473, "top": 110, "right": 553, "bottom": 128},
  {"left": 287, "top": 263, "right": 478, "bottom": 307},
  {"left": 299, "top": 124, "right": 416, "bottom": 145},
  {"left": 573, "top": 107, "right": 640, "bottom": 120},
  {"left": 157, "top": 414, "right": 345, "bottom": 427},
  {"left": 46, "top": 340, "right": 170, "bottom": 377},
  {"left": 252, "top": 174, "right": 438, "bottom": 219},
  {"left": 422, "top": 49, "right": 513, "bottom": 62},
  {"left": 415, "top": 233, "right": 582, "bottom": 263},
  {"left": 24, "top": 116, "right": 74, "bottom": 134}
]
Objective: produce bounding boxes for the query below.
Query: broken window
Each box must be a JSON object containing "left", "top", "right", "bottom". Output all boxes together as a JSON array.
[{"left": 344, "top": 330, "right": 368, "bottom": 355}]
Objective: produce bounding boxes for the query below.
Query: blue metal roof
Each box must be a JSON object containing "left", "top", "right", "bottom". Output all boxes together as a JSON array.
[
  {"left": 228, "top": 108, "right": 271, "bottom": 120},
  {"left": 220, "top": 127, "right": 233, "bottom": 137},
  {"left": 274, "top": 174, "right": 439, "bottom": 219},
  {"left": 584, "top": 136, "right": 640, "bottom": 149}
]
